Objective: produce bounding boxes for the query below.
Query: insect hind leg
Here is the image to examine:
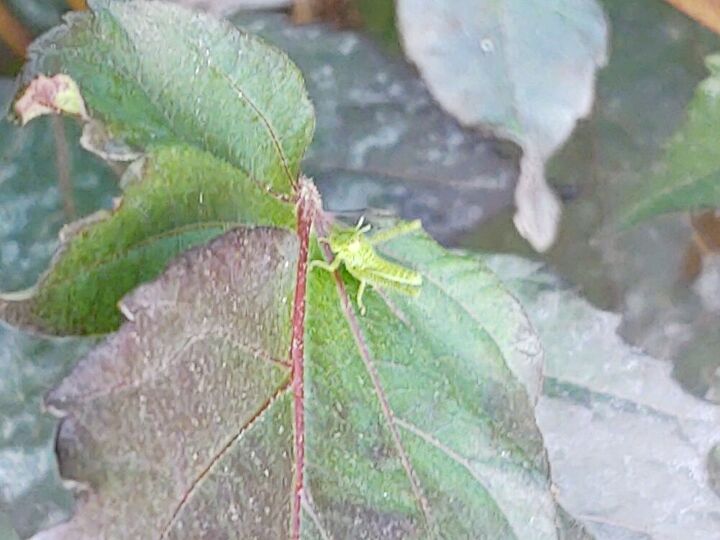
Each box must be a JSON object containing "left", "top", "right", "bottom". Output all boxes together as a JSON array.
[{"left": 309, "top": 257, "right": 341, "bottom": 273}]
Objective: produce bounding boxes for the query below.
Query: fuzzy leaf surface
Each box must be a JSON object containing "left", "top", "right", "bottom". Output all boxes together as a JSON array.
[
  {"left": 1, "top": 145, "right": 293, "bottom": 335},
  {"left": 18, "top": 0, "right": 314, "bottom": 195},
  {"left": 2, "top": 0, "right": 310, "bottom": 335},
  {"left": 36, "top": 226, "right": 571, "bottom": 539}
]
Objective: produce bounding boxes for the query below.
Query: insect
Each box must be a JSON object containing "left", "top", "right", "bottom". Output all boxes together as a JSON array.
[{"left": 310, "top": 217, "right": 423, "bottom": 315}]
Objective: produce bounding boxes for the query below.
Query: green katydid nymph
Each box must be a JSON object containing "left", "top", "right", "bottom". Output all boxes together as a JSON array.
[{"left": 310, "top": 217, "right": 423, "bottom": 315}]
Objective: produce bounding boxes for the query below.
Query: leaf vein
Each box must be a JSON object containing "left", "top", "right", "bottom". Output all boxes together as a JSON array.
[
  {"left": 395, "top": 418, "right": 519, "bottom": 539},
  {"left": 327, "top": 261, "right": 434, "bottom": 528},
  {"left": 198, "top": 44, "right": 295, "bottom": 186},
  {"left": 159, "top": 380, "right": 292, "bottom": 539}
]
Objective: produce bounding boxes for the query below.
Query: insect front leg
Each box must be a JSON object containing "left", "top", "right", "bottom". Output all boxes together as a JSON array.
[{"left": 309, "top": 256, "right": 342, "bottom": 273}]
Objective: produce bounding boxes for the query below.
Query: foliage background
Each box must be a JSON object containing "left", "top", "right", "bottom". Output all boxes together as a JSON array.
[{"left": 0, "top": 0, "right": 719, "bottom": 538}]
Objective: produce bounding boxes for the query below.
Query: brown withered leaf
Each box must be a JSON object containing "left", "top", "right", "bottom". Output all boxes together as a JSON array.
[{"left": 665, "top": 0, "right": 720, "bottom": 35}]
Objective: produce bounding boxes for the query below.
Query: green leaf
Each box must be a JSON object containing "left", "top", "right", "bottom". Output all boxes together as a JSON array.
[
  {"left": 36, "top": 226, "right": 573, "bottom": 539},
  {"left": 19, "top": 0, "right": 315, "bottom": 195},
  {"left": 396, "top": 0, "right": 608, "bottom": 251},
  {"left": 2, "top": 1, "right": 312, "bottom": 335},
  {"left": 622, "top": 54, "right": 720, "bottom": 225},
  {"left": 1, "top": 145, "right": 294, "bottom": 335}
]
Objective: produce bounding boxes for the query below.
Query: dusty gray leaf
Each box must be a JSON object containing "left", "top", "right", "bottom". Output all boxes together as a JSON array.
[
  {"left": 0, "top": 324, "right": 94, "bottom": 539},
  {"left": 0, "top": 511, "right": 20, "bottom": 540},
  {"left": 709, "top": 444, "right": 720, "bottom": 498},
  {"left": 486, "top": 254, "right": 720, "bottom": 540},
  {"left": 463, "top": 0, "right": 720, "bottom": 406},
  {"left": 397, "top": 0, "right": 608, "bottom": 251}
]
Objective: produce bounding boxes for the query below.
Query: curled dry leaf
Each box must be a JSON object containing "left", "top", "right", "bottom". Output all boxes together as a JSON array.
[
  {"left": 14, "top": 74, "right": 89, "bottom": 126},
  {"left": 13, "top": 73, "right": 140, "bottom": 164}
]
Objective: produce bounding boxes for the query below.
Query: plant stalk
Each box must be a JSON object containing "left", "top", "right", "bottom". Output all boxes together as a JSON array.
[
  {"left": 51, "top": 117, "right": 77, "bottom": 221},
  {"left": 290, "top": 177, "right": 321, "bottom": 539}
]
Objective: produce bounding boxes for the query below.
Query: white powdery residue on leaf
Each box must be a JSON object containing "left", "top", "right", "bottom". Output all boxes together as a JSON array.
[{"left": 525, "top": 273, "right": 720, "bottom": 539}]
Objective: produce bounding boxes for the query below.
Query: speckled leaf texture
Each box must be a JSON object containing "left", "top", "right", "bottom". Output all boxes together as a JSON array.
[
  {"left": 31, "top": 227, "right": 579, "bottom": 539},
  {"left": 0, "top": 146, "right": 294, "bottom": 335},
  {"left": 3, "top": 2, "right": 582, "bottom": 537},
  {"left": 622, "top": 54, "right": 720, "bottom": 225},
  {"left": 1, "top": 0, "right": 309, "bottom": 335}
]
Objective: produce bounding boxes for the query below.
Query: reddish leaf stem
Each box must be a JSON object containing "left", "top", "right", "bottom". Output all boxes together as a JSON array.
[
  {"left": 160, "top": 380, "right": 291, "bottom": 539},
  {"left": 290, "top": 177, "right": 320, "bottom": 539},
  {"left": 51, "top": 116, "right": 77, "bottom": 221}
]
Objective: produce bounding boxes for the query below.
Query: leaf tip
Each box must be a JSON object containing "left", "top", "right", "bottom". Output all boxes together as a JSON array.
[{"left": 513, "top": 150, "right": 562, "bottom": 253}]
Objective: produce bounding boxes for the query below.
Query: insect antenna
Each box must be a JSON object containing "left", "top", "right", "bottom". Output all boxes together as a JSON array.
[{"left": 355, "top": 216, "right": 372, "bottom": 234}]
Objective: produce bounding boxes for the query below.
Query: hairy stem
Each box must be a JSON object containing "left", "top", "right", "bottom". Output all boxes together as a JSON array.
[
  {"left": 290, "top": 177, "right": 321, "bottom": 539},
  {"left": 52, "top": 117, "right": 77, "bottom": 221}
]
